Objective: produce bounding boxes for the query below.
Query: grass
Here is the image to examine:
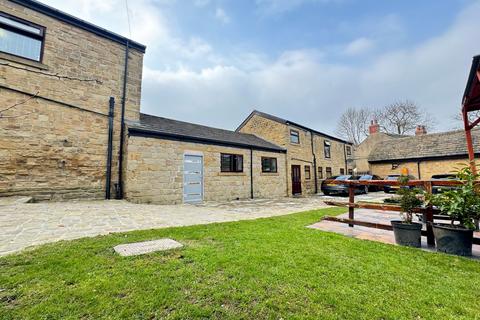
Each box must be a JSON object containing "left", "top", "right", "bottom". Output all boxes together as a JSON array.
[{"left": 1, "top": 207, "right": 480, "bottom": 319}]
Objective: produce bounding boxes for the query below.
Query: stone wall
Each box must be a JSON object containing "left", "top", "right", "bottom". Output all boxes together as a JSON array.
[
  {"left": 124, "top": 135, "right": 287, "bottom": 204},
  {"left": 238, "top": 113, "right": 353, "bottom": 196},
  {"left": 0, "top": 0, "right": 144, "bottom": 200},
  {"left": 370, "top": 158, "right": 472, "bottom": 179},
  {"left": 353, "top": 133, "right": 402, "bottom": 174}
]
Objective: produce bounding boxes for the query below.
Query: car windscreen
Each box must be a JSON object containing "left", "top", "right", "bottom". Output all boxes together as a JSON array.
[
  {"left": 431, "top": 175, "right": 456, "bottom": 180},
  {"left": 335, "top": 175, "right": 352, "bottom": 181},
  {"left": 386, "top": 176, "right": 399, "bottom": 180},
  {"left": 359, "top": 175, "right": 372, "bottom": 180}
]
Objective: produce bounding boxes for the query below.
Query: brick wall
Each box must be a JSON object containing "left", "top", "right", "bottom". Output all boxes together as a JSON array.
[
  {"left": 125, "top": 136, "right": 287, "bottom": 204},
  {"left": 0, "top": 0, "right": 144, "bottom": 200}
]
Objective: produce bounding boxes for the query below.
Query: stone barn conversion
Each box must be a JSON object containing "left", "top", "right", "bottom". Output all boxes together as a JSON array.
[
  {"left": 1, "top": 0, "right": 353, "bottom": 204},
  {"left": 237, "top": 110, "right": 354, "bottom": 196},
  {"left": 0, "top": 0, "right": 145, "bottom": 201},
  {"left": 124, "top": 114, "right": 287, "bottom": 204}
]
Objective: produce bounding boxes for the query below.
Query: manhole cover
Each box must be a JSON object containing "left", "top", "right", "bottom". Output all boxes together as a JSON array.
[{"left": 114, "top": 238, "right": 183, "bottom": 256}]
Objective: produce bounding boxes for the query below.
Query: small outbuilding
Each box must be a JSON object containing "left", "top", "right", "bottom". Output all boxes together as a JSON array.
[{"left": 124, "top": 114, "right": 287, "bottom": 204}]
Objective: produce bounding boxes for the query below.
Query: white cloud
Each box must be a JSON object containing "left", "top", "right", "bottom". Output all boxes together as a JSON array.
[
  {"left": 141, "top": 1, "right": 480, "bottom": 134},
  {"left": 255, "top": 0, "right": 342, "bottom": 16},
  {"left": 215, "top": 8, "right": 231, "bottom": 24},
  {"left": 344, "top": 37, "right": 375, "bottom": 56}
]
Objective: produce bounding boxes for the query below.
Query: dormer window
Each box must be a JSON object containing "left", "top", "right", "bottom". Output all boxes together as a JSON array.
[{"left": 0, "top": 12, "right": 45, "bottom": 61}]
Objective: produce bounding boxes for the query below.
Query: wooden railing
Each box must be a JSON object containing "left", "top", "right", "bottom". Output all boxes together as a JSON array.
[{"left": 324, "top": 179, "right": 480, "bottom": 246}]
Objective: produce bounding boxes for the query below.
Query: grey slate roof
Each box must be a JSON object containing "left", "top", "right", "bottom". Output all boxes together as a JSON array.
[
  {"left": 127, "top": 113, "right": 286, "bottom": 153},
  {"left": 368, "top": 129, "right": 480, "bottom": 162},
  {"left": 237, "top": 110, "right": 352, "bottom": 144}
]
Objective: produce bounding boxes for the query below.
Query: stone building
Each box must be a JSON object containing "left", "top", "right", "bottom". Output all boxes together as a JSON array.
[
  {"left": 0, "top": 0, "right": 145, "bottom": 200},
  {"left": 354, "top": 121, "right": 480, "bottom": 178},
  {"left": 124, "top": 114, "right": 287, "bottom": 204},
  {"left": 368, "top": 128, "right": 480, "bottom": 179},
  {"left": 237, "top": 110, "right": 354, "bottom": 196}
]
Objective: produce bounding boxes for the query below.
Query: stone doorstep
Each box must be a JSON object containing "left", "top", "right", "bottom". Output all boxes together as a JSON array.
[
  {"left": 113, "top": 238, "right": 183, "bottom": 257},
  {"left": 0, "top": 196, "right": 33, "bottom": 206}
]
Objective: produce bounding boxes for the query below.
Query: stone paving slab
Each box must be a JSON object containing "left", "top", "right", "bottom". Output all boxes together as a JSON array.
[
  {"left": 309, "top": 209, "right": 480, "bottom": 259},
  {"left": 114, "top": 239, "right": 183, "bottom": 256},
  {"left": 0, "top": 195, "right": 341, "bottom": 257}
]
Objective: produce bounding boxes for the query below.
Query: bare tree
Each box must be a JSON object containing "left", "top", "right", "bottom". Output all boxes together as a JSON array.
[
  {"left": 374, "top": 100, "right": 436, "bottom": 135},
  {"left": 0, "top": 92, "right": 39, "bottom": 119},
  {"left": 336, "top": 107, "right": 371, "bottom": 145}
]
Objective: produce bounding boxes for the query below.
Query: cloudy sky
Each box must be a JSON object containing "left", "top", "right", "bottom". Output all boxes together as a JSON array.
[{"left": 42, "top": 0, "right": 480, "bottom": 136}]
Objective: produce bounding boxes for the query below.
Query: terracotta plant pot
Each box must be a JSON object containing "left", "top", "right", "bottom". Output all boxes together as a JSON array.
[
  {"left": 391, "top": 220, "right": 422, "bottom": 248},
  {"left": 433, "top": 224, "right": 473, "bottom": 256}
]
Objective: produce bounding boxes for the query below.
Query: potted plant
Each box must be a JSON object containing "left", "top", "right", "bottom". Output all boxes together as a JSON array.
[
  {"left": 429, "top": 166, "right": 480, "bottom": 256},
  {"left": 391, "top": 176, "right": 424, "bottom": 247}
]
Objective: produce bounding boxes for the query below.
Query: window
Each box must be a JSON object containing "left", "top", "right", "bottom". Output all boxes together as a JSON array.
[
  {"left": 346, "top": 146, "right": 351, "bottom": 156},
  {"left": 340, "top": 168, "right": 345, "bottom": 175},
  {"left": 0, "top": 12, "right": 45, "bottom": 61},
  {"left": 348, "top": 169, "right": 353, "bottom": 175},
  {"left": 326, "top": 167, "right": 332, "bottom": 178},
  {"left": 318, "top": 166, "right": 323, "bottom": 179},
  {"left": 220, "top": 153, "right": 243, "bottom": 172},
  {"left": 261, "top": 157, "right": 277, "bottom": 173},
  {"left": 290, "top": 129, "right": 300, "bottom": 144},
  {"left": 324, "top": 140, "right": 331, "bottom": 158},
  {"left": 305, "top": 166, "right": 311, "bottom": 179}
]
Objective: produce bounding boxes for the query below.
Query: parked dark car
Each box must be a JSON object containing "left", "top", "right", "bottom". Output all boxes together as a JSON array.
[
  {"left": 431, "top": 174, "right": 458, "bottom": 194},
  {"left": 358, "top": 174, "right": 383, "bottom": 193},
  {"left": 321, "top": 175, "right": 366, "bottom": 196},
  {"left": 383, "top": 174, "right": 417, "bottom": 193}
]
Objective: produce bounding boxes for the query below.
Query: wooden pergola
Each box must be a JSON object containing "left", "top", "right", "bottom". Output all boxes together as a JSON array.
[{"left": 462, "top": 55, "right": 480, "bottom": 173}]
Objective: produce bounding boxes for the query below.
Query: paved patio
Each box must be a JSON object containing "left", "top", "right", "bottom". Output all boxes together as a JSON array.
[
  {"left": 309, "top": 209, "right": 480, "bottom": 258},
  {"left": 0, "top": 196, "right": 334, "bottom": 256}
]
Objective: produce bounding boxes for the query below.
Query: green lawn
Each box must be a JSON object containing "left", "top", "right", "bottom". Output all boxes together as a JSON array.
[{"left": 1, "top": 208, "right": 480, "bottom": 319}]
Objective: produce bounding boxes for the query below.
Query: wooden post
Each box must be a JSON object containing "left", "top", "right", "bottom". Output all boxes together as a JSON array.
[
  {"left": 348, "top": 183, "right": 355, "bottom": 227},
  {"left": 424, "top": 181, "right": 435, "bottom": 246},
  {"left": 463, "top": 108, "right": 477, "bottom": 174}
]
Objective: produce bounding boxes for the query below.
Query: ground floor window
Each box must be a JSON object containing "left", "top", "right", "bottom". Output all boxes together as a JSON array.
[
  {"left": 348, "top": 169, "right": 353, "bottom": 175},
  {"left": 340, "top": 168, "right": 345, "bottom": 175},
  {"left": 221, "top": 153, "right": 243, "bottom": 172},
  {"left": 261, "top": 157, "right": 277, "bottom": 173},
  {"left": 305, "top": 165, "right": 311, "bottom": 179},
  {"left": 326, "top": 167, "right": 332, "bottom": 178},
  {"left": 318, "top": 166, "right": 323, "bottom": 179}
]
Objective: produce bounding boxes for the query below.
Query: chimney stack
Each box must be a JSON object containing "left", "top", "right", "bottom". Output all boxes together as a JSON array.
[
  {"left": 369, "top": 120, "right": 380, "bottom": 135},
  {"left": 415, "top": 125, "right": 427, "bottom": 136}
]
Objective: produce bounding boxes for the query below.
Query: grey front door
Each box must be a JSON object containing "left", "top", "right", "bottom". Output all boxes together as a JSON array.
[{"left": 183, "top": 154, "right": 203, "bottom": 203}]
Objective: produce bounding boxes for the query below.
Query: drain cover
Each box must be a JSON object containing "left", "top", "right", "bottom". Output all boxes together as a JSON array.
[{"left": 114, "top": 238, "right": 183, "bottom": 256}]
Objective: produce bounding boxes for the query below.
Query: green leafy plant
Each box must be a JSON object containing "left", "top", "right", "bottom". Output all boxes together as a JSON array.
[
  {"left": 428, "top": 166, "right": 480, "bottom": 229},
  {"left": 396, "top": 175, "right": 423, "bottom": 223}
]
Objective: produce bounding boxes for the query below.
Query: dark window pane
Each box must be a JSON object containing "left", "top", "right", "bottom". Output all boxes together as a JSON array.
[
  {"left": 235, "top": 155, "right": 243, "bottom": 172},
  {"left": 324, "top": 141, "right": 331, "bottom": 158},
  {"left": 0, "top": 27, "right": 42, "bottom": 61},
  {"left": 318, "top": 167, "right": 323, "bottom": 179},
  {"left": 262, "top": 157, "right": 277, "bottom": 173},
  {"left": 221, "top": 154, "right": 232, "bottom": 172},
  {"left": 305, "top": 166, "right": 311, "bottom": 179},
  {"left": 346, "top": 146, "right": 351, "bottom": 156},
  {"left": 340, "top": 168, "right": 345, "bottom": 175},
  {"left": 326, "top": 167, "right": 332, "bottom": 178},
  {"left": 290, "top": 130, "right": 299, "bottom": 144}
]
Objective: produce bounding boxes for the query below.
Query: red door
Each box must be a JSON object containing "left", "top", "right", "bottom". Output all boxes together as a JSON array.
[{"left": 291, "top": 165, "right": 302, "bottom": 195}]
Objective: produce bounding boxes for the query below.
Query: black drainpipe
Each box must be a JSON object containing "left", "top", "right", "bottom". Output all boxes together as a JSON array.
[
  {"left": 250, "top": 148, "right": 254, "bottom": 199},
  {"left": 310, "top": 132, "right": 318, "bottom": 193},
  {"left": 117, "top": 40, "right": 130, "bottom": 199},
  {"left": 105, "top": 97, "right": 115, "bottom": 199},
  {"left": 417, "top": 161, "right": 421, "bottom": 179}
]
